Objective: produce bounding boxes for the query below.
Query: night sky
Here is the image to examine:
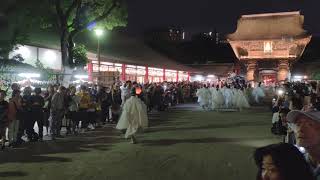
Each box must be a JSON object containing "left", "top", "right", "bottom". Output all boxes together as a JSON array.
[{"left": 125, "top": 0, "right": 320, "bottom": 36}]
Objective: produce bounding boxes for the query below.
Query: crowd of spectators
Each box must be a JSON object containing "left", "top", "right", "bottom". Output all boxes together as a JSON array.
[
  {"left": 0, "top": 81, "right": 202, "bottom": 149},
  {"left": 257, "top": 80, "right": 320, "bottom": 180}
]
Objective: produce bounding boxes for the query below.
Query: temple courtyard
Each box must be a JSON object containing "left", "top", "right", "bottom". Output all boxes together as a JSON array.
[{"left": 0, "top": 104, "right": 280, "bottom": 180}]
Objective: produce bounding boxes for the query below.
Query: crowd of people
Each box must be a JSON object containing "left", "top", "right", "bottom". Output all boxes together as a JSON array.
[
  {"left": 2, "top": 77, "right": 320, "bottom": 179},
  {"left": 0, "top": 80, "right": 203, "bottom": 148},
  {"left": 255, "top": 81, "right": 320, "bottom": 180},
  {"left": 195, "top": 81, "right": 265, "bottom": 111}
]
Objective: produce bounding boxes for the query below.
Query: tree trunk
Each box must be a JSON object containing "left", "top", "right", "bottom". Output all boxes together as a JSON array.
[
  {"left": 59, "top": 28, "right": 73, "bottom": 86},
  {"left": 60, "top": 28, "right": 69, "bottom": 66},
  {"left": 67, "top": 35, "right": 74, "bottom": 65}
]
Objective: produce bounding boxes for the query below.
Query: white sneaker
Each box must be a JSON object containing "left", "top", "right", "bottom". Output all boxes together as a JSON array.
[{"left": 88, "top": 124, "right": 95, "bottom": 130}]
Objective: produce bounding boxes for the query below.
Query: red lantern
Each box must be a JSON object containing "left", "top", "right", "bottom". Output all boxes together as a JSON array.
[{"left": 135, "top": 87, "right": 142, "bottom": 95}]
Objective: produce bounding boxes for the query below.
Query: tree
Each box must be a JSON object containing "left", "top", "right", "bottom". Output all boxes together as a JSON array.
[
  {"left": 52, "top": 0, "right": 127, "bottom": 68},
  {"left": 35, "top": 59, "right": 56, "bottom": 81},
  {"left": 72, "top": 44, "right": 88, "bottom": 68},
  {"left": 0, "top": 0, "right": 37, "bottom": 59}
]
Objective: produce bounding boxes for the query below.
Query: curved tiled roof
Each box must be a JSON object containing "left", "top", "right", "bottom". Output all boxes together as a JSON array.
[
  {"left": 27, "top": 30, "right": 195, "bottom": 72},
  {"left": 227, "top": 11, "right": 310, "bottom": 41}
]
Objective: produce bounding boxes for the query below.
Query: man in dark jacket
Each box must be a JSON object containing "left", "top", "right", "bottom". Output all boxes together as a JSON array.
[{"left": 31, "top": 88, "right": 44, "bottom": 141}]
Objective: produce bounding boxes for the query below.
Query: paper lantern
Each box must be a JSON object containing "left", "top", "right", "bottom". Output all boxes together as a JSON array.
[{"left": 135, "top": 87, "right": 142, "bottom": 95}]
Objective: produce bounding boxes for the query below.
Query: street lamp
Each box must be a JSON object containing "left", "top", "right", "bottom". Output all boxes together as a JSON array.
[{"left": 94, "top": 28, "right": 104, "bottom": 81}]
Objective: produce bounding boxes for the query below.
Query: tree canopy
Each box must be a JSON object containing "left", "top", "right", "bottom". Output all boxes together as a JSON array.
[
  {"left": 51, "top": 0, "right": 128, "bottom": 67},
  {"left": 0, "top": 0, "right": 128, "bottom": 68}
]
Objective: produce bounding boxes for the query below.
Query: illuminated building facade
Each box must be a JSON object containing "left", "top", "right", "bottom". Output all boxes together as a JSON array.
[
  {"left": 9, "top": 45, "right": 191, "bottom": 85},
  {"left": 227, "top": 11, "right": 311, "bottom": 85}
]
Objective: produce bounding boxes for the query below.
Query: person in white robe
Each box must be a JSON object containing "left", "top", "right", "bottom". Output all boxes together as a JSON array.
[
  {"left": 252, "top": 82, "right": 266, "bottom": 104},
  {"left": 231, "top": 87, "right": 238, "bottom": 108},
  {"left": 210, "top": 87, "right": 218, "bottom": 110},
  {"left": 196, "top": 85, "right": 211, "bottom": 110},
  {"left": 120, "top": 81, "right": 132, "bottom": 106},
  {"left": 215, "top": 88, "right": 225, "bottom": 109},
  {"left": 222, "top": 86, "right": 233, "bottom": 108},
  {"left": 116, "top": 88, "right": 148, "bottom": 144},
  {"left": 236, "top": 89, "right": 250, "bottom": 111}
]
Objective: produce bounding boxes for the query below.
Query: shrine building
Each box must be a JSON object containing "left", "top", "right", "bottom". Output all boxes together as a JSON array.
[{"left": 227, "top": 11, "right": 311, "bottom": 85}]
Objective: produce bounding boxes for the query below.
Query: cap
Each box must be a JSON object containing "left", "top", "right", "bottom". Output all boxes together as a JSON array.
[{"left": 287, "top": 110, "right": 320, "bottom": 123}]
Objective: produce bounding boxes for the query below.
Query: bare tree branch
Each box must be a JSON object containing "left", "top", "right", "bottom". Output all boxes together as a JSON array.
[
  {"left": 67, "top": 0, "right": 82, "bottom": 29},
  {"left": 54, "top": 0, "right": 65, "bottom": 23},
  {"left": 65, "top": 0, "right": 81, "bottom": 19}
]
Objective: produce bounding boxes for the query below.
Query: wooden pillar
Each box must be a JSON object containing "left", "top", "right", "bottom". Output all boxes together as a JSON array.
[
  {"left": 277, "top": 60, "right": 289, "bottom": 82},
  {"left": 145, "top": 66, "right": 149, "bottom": 83},
  {"left": 246, "top": 61, "right": 256, "bottom": 82},
  {"left": 88, "top": 62, "right": 93, "bottom": 81},
  {"left": 176, "top": 70, "right": 179, "bottom": 82},
  {"left": 187, "top": 72, "right": 190, "bottom": 81},
  {"left": 121, "top": 64, "right": 126, "bottom": 81},
  {"left": 163, "top": 68, "right": 166, "bottom": 82}
]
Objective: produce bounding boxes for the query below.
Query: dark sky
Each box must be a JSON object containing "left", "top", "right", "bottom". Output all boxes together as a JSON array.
[{"left": 125, "top": 0, "right": 320, "bottom": 36}]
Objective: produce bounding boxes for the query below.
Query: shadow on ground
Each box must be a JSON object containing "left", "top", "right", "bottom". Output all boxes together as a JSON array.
[
  {"left": 0, "top": 171, "right": 28, "bottom": 177},
  {"left": 141, "top": 136, "right": 273, "bottom": 146},
  {"left": 145, "top": 120, "right": 269, "bottom": 133},
  {"left": 0, "top": 128, "right": 120, "bottom": 165}
]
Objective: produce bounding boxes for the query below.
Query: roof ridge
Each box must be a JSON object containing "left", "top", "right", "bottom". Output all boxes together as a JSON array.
[{"left": 241, "top": 11, "right": 300, "bottom": 18}]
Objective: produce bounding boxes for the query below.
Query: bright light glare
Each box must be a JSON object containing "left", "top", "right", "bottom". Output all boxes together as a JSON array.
[
  {"left": 95, "top": 29, "right": 104, "bottom": 37},
  {"left": 277, "top": 89, "right": 284, "bottom": 95},
  {"left": 16, "top": 46, "right": 31, "bottom": 59},
  {"left": 18, "top": 73, "right": 40, "bottom": 78},
  {"left": 74, "top": 75, "right": 88, "bottom": 79},
  {"left": 295, "top": 145, "right": 306, "bottom": 154},
  {"left": 195, "top": 75, "right": 204, "bottom": 81},
  {"left": 293, "top": 75, "right": 303, "bottom": 80},
  {"left": 207, "top": 75, "right": 215, "bottom": 78},
  {"left": 44, "top": 50, "right": 57, "bottom": 62}
]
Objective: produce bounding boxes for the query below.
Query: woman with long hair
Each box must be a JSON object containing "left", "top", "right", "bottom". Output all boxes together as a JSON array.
[{"left": 254, "top": 143, "right": 315, "bottom": 180}]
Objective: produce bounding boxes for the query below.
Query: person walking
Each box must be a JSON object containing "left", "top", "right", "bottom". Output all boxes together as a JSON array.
[{"left": 50, "top": 86, "right": 66, "bottom": 139}]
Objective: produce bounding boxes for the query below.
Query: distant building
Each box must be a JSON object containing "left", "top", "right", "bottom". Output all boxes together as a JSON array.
[
  {"left": 191, "top": 30, "right": 228, "bottom": 44},
  {"left": 227, "top": 11, "right": 311, "bottom": 84},
  {"left": 145, "top": 27, "right": 185, "bottom": 42}
]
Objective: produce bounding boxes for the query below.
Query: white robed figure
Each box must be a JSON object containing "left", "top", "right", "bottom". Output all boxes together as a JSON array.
[
  {"left": 210, "top": 87, "right": 218, "bottom": 110},
  {"left": 215, "top": 89, "right": 225, "bottom": 109},
  {"left": 236, "top": 89, "right": 250, "bottom": 110},
  {"left": 222, "top": 86, "right": 233, "bottom": 108},
  {"left": 231, "top": 88, "right": 238, "bottom": 108},
  {"left": 196, "top": 86, "right": 211, "bottom": 110},
  {"left": 252, "top": 82, "right": 265, "bottom": 104},
  {"left": 116, "top": 88, "right": 148, "bottom": 144}
]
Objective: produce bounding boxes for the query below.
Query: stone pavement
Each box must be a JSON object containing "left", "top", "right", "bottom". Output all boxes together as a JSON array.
[{"left": 0, "top": 103, "right": 280, "bottom": 180}]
